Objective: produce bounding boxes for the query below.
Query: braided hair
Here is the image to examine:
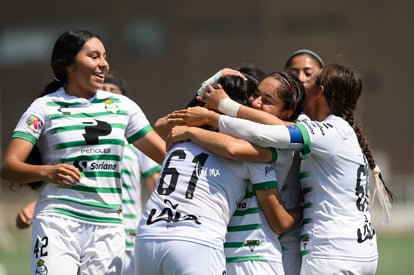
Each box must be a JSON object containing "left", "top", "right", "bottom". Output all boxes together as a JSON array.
[{"left": 316, "top": 63, "right": 394, "bottom": 202}]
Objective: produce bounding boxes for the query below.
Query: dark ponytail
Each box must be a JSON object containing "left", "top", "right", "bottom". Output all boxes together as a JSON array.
[{"left": 318, "top": 63, "right": 395, "bottom": 203}]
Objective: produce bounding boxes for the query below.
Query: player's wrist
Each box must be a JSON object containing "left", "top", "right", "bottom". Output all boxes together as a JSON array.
[
  {"left": 218, "top": 97, "right": 240, "bottom": 117},
  {"left": 197, "top": 70, "right": 223, "bottom": 97}
]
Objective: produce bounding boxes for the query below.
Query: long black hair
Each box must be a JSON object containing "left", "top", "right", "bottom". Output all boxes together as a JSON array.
[
  {"left": 42, "top": 29, "right": 101, "bottom": 96},
  {"left": 26, "top": 29, "right": 100, "bottom": 190}
]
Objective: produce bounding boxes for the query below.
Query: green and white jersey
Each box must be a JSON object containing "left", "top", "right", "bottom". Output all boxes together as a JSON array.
[
  {"left": 296, "top": 114, "right": 377, "bottom": 261},
  {"left": 122, "top": 144, "right": 161, "bottom": 251},
  {"left": 224, "top": 149, "right": 293, "bottom": 264},
  {"left": 13, "top": 88, "right": 153, "bottom": 225},
  {"left": 218, "top": 113, "right": 377, "bottom": 263},
  {"left": 137, "top": 141, "right": 277, "bottom": 251}
]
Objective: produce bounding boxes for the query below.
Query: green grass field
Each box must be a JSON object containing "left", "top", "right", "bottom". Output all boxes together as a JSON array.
[
  {"left": 376, "top": 233, "right": 414, "bottom": 275},
  {"left": 0, "top": 230, "right": 413, "bottom": 275}
]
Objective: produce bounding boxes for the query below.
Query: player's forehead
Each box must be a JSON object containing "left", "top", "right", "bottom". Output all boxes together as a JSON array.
[{"left": 257, "top": 77, "right": 280, "bottom": 95}]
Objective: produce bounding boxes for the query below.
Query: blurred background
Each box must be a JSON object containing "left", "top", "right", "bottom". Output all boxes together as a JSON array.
[{"left": 1, "top": 1, "right": 413, "bottom": 274}]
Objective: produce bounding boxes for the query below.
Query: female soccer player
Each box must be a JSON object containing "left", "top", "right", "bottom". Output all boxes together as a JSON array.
[
  {"left": 167, "top": 63, "right": 394, "bottom": 274},
  {"left": 1, "top": 29, "right": 165, "bottom": 274}
]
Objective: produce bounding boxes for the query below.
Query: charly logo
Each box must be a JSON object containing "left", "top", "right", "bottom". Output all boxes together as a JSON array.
[
  {"left": 265, "top": 164, "right": 274, "bottom": 175},
  {"left": 35, "top": 259, "right": 48, "bottom": 275},
  {"left": 104, "top": 99, "right": 120, "bottom": 113}
]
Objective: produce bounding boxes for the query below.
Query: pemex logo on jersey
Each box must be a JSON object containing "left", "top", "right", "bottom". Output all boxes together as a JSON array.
[
  {"left": 104, "top": 99, "right": 120, "bottom": 113},
  {"left": 25, "top": 115, "right": 43, "bottom": 135}
]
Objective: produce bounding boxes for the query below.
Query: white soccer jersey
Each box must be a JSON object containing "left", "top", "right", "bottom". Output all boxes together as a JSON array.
[
  {"left": 279, "top": 152, "right": 302, "bottom": 275},
  {"left": 224, "top": 149, "right": 293, "bottom": 264},
  {"left": 296, "top": 114, "right": 377, "bottom": 261},
  {"left": 12, "top": 88, "right": 153, "bottom": 225},
  {"left": 218, "top": 115, "right": 304, "bottom": 151},
  {"left": 217, "top": 114, "right": 377, "bottom": 262},
  {"left": 122, "top": 144, "right": 161, "bottom": 251},
  {"left": 136, "top": 141, "right": 277, "bottom": 251}
]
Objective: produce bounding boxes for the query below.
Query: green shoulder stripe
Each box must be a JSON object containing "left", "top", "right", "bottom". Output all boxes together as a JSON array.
[
  {"left": 127, "top": 125, "right": 153, "bottom": 143},
  {"left": 142, "top": 165, "right": 162, "bottom": 178},
  {"left": 294, "top": 122, "right": 311, "bottom": 154},
  {"left": 12, "top": 132, "right": 37, "bottom": 144}
]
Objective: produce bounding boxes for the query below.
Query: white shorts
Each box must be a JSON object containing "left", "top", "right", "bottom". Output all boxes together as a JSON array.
[
  {"left": 31, "top": 213, "right": 125, "bottom": 275},
  {"left": 226, "top": 260, "right": 284, "bottom": 275},
  {"left": 135, "top": 239, "right": 226, "bottom": 275},
  {"left": 281, "top": 247, "right": 301, "bottom": 275},
  {"left": 280, "top": 228, "right": 301, "bottom": 275},
  {"left": 300, "top": 255, "right": 378, "bottom": 275},
  {"left": 122, "top": 250, "right": 135, "bottom": 275}
]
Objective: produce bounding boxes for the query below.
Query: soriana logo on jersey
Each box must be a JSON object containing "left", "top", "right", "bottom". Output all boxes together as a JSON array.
[{"left": 25, "top": 115, "right": 43, "bottom": 134}]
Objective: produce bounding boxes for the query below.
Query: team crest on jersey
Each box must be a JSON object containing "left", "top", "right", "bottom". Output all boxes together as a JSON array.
[
  {"left": 26, "top": 115, "right": 43, "bottom": 134},
  {"left": 245, "top": 240, "right": 260, "bottom": 252},
  {"left": 35, "top": 259, "right": 48, "bottom": 275},
  {"left": 300, "top": 234, "right": 311, "bottom": 255},
  {"left": 104, "top": 99, "right": 120, "bottom": 113}
]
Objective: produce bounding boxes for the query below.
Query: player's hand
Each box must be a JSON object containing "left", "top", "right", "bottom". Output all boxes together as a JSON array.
[
  {"left": 221, "top": 68, "right": 247, "bottom": 79},
  {"left": 44, "top": 164, "right": 81, "bottom": 187},
  {"left": 167, "top": 106, "right": 218, "bottom": 127},
  {"left": 196, "top": 84, "right": 230, "bottom": 111},
  {"left": 165, "top": 126, "right": 192, "bottom": 150},
  {"left": 16, "top": 201, "right": 36, "bottom": 229}
]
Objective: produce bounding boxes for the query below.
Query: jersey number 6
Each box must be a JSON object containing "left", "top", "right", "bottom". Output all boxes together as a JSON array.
[{"left": 157, "top": 149, "right": 209, "bottom": 199}]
